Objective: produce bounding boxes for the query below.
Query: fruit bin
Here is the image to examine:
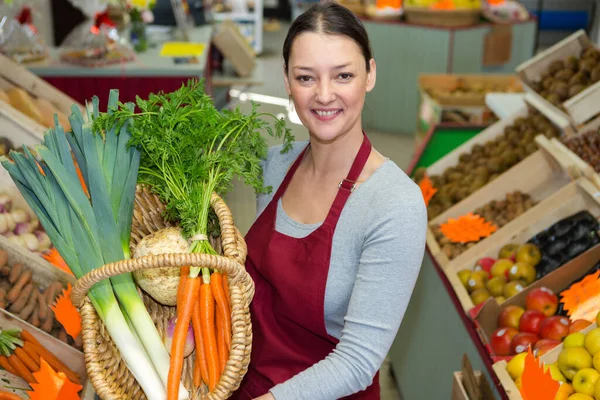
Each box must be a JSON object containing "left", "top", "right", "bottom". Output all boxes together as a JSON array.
[
  {"left": 516, "top": 29, "right": 600, "bottom": 129},
  {"left": 0, "top": 52, "right": 83, "bottom": 146},
  {"left": 444, "top": 177, "right": 600, "bottom": 312},
  {"left": 493, "top": 321, "right": 598, "bottom": 400},
  {"left": 472, "top": 244, "right": 600, "bottom": 362},
  {"left": 427, "top": 139, "right": 572, "bottom": 269},
  {"left": 451, "top": 370, "right": 485, "bottom": 400}
]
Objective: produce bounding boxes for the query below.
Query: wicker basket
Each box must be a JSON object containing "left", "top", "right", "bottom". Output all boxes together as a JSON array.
[{"left": 71, "top": 187, "right": 255, "bottom": 400}]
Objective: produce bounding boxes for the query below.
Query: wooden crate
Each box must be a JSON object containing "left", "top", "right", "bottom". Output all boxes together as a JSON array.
[
  {"left": 452, "top": 371, "right": 483, "bottom": 400},
  {"left": 445, "top": 177, "right": 600, "bottom": 312},
  {"left": 493, "top": 323, "right": 597, "bottom": 400},
  {"left": 0, "top": 52, "right": 82, "bottom": 143},
  {"left": 516, "top": 29, "right": 600, "bottom": 128},
  {"left": 427, "top": 142, "right": 572, "bottom": 269}
]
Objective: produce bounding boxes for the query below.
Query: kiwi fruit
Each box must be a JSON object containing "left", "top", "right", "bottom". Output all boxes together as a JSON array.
[
  {"left": 591, "top": 65, "right": 600, "bottom": 83},
  {"left": 554, "top": 68, "right": 575, "bottom": 81},
  {"left": 566, "top": 56, "right": 579, "bottom": 70},
  {"left": 502, "top": 151, "right": 519, "bottom": 168},
  {"left": 532, "top": 115, "right": 547, "bottom": 129},
  {"left": 550, "top": 81, "right": 569, "bottom": 99},
  {"left": 530, "top": 81, "right": 542, "bottom": 92},
  {"left": 582, "top": 47, "right": 600, "bottom": 61},
  {"left": 544, "top": 127, "right": 558, "bottom": 138},
  {"left": 569, "top": 84, "right": 586, "bottom": 98},
  {"left": 526, "top": 142, "right": 538, "bottom": 155},
  {"left": 579, "top": 58, "right": 596, "bottom": 74},
  {"left": 548, "top": 60, "right": 565, "bottom": 75},
  {"left": 513, "top": 117, "right": 526, "bottom": 128},
  {"left": 486, "top": 157, "right": 502, "bottom": 174},
  {"left": 514, "top": 147, "right": 527, "bottom": 161},
  {"left": 458, "top": 153, "right": 471, "bottom": 163},
  {"left": 471, "top": 144, "right": 484, "bottom": 154},
  {"left": 542, "top": 77, "right": 555, "bottom": 90},
  {"left": 569, "top": 72, "right": 587, "bottom": 86},
  {"left": 475, "top": 166, "right": 489, "bottom": 180},
  {"left": 545, "top": 93, "right": 562, "bottom": 106}
]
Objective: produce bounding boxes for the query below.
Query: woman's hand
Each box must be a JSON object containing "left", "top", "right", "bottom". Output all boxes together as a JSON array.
[{"left": 253, "top": 393, "right": 275, "bottom": 400}]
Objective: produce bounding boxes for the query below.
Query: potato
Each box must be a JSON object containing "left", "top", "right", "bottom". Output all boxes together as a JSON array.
[{"left": 132, "top": 227, "right": 191, "bottom": 306}]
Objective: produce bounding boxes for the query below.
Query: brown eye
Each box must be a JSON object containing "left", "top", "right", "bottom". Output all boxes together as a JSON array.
[
  {"left": 338, "top": 73, "right": 353, "bottom": 81},
  {"left": 296, "top": 76, "right": 313, "bottom": 83}
]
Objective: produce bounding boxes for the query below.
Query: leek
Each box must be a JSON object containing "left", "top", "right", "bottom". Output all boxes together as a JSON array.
[{"left": 1, "top": 92, "right": 186, "bottom": 400}]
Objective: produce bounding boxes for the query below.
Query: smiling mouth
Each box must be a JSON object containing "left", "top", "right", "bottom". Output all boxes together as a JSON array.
[{"left": 312, "top": 109, "right": 342, "bottom": 117}]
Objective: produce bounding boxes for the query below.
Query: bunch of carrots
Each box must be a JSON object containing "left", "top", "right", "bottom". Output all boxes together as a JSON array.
[
  {"left": 0, "top": 329, "right": 80, "bottom": 387},
  {"left": 172, "top": 267, "right": 231, "bottom": 399}
]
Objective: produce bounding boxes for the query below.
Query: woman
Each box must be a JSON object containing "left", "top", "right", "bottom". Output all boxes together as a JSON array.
[{"left": 234, "top": 2, "right": 427, "bottom": 399}]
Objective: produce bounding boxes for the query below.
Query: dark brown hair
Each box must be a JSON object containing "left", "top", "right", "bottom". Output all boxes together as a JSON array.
[{"left": 283, "top": 2, "right": 374, "bottom": 73}]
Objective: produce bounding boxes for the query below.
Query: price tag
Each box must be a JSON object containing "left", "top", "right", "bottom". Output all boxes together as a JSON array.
[
  {"left": 28, "top": 358, "right": 82, "bottom": 400},
  {"left": 160, "top": 42, "right": 206, "bottom": 58},
  {"left": 440, "top": 213, "right": 497, "bottom": 243},
  {"left": 418, "top": 175, "right": 437, "bottom": 207},
  {"left": 560, "top": 270, "right": 600, "bottom": 322},
  {"left": 51, "top": 283, "right": 82, "bottom": 340},
  {"left": 520, "top": 348, "right": 560, "bottom": 400}
]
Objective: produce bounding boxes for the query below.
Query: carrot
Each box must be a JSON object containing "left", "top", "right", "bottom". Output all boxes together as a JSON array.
[
  {"left": 192, "top": 299, "right": 209, "bottom": 387},
  {"left": 7, "top": 354, "right": 36, "bottom": 383},
  {"left": 201, "top": 271, "right": 220, "bottom": 391},
  {"left": 21, "top": 342, "right": 39, "bottom": 365},
  {"left": 176, "top": 266, "right": 190, "bottom": 316},
  {"left": 0, "top": 391, "right": 23, "bottom": 400},
  {"left": 7, "top": 269, "right": 32, "bottom": 303},
  {"left": 215, "top": 306, "right": 228, "bottom": 374},
  {"left": 8, "top": 264, "right": 22, "bottom": 285},
  {"left": 168, "top": 274, "right": 200, "bottom": 400},
  {"left": 22, "top": 340, "right": 80, "bottom": 384},
  {"left": 222, "top": 273, "right": 230, "bottom": 304},
  {"left": 20, "top": 330, "right": 40, "bottom": 347},
  {"left": 0, "top": 355, "right": 17, "bottom": 375},
  {"left": 211, "top": 272, "right": 231, "bottom": 351},
  {"left": 14, "top": 348, "right": 38, "bottom": 372}
]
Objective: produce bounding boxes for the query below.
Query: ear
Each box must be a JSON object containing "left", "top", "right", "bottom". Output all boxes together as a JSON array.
[
  {"left": 283, "top": 64, "right": 291, "bottom": 96},
  {"left": 366, "top": 58, "right": 376, "bottom": 93}
]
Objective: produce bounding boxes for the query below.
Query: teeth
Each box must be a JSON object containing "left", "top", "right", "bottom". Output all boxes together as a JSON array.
[{"left": 315, "top": 110, "right": 338, "bottom": 117}]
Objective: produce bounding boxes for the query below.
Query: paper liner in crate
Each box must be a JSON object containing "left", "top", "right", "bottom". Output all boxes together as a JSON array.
[
  {"left": 0, "top": 6, "right": 48, "bottom": 64},
  {"left": 59, "top": 1, "right": 135, "bottom": 67}
]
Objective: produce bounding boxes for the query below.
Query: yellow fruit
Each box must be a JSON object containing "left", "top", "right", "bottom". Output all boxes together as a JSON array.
[
  {"left": 585, "top": 329, "right": 600, "bottom": 356},
  {"left": 504, "top": 280, "right": 526, "bottom": 298},
  {"left": 458, "top": 269, "right": 472, "bottom": 287},
  {"left": 592, "top": 351, "right": 600, "bottom": 374},
  {"left": 507, "top": 352, "right": 527, "bottom": 380},
  {"left": 565, "top": 333, "right": 587, "bottom": 349},
  {"left": 495, "top": 296, "right": 506, "bottom": 305},
  {"left": 514, "top": 376, "right": 522, "bottom": 389},
  {"left": 491, "top": 259, "right": 513, "bottom": 279},
  {"left": 572, "top": 368, "right": 600, "bottom": 396},
  {"left": 486, "top": 276, "right": 506, "bottom": 297},
  {"left": 558, "top": 347, "right": 593, "bottom": 380},
  {"left": 545, "top": 362, "right": 567, "bottom": 382},
  {"left": 594, "top": 378, "right": 600, "bottom": 400},
  {"left": 467, "top": 270, "right": 488, "bottom": 293},
  {"left": 596, "top": 310, "right": 600, "bottom": 328},
  {"left": 470, "top": 289, "right": 491, "bottom": 306},
  {"left": 568, "top": 393, "right": 594, "bottom": 400}
]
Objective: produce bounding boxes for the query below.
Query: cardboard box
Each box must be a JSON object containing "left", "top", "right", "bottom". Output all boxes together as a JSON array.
[
  {"left": 472, "top": 243, "right": 600, "bottom": 361},
  {"left": 212, "top": 21, "right": 256, "bottom": 77}
]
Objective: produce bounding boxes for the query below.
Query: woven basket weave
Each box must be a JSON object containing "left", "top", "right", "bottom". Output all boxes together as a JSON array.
[{"left": 71, "top": 187, "right": 255, "bottom": 400}]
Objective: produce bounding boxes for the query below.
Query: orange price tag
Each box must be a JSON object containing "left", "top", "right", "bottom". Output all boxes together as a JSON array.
[
  {"left": 520, "top": 348, "right": 560, "bottom": 400},
  {"left": 418, "top": 175, "right": 437, "bottom": 207},
  {"left": 51, "top": 283, "right": 82, "bottom": 340},
  {"left": 440, "top": 213, "right": 497, "bottom": 243},
  {"left": 431, "top": 0, "right": 456, "bottom": 10},
  {"left": 28, "top": 358, "right": 82, "bottom": 400},
  {"left": 560, "top": 270, "right": 600, "bottom": 322}
]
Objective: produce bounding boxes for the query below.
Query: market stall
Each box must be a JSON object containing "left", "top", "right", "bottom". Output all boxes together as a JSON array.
[{"left": 390, "top": 28, "right": 600, "bottom": 400}]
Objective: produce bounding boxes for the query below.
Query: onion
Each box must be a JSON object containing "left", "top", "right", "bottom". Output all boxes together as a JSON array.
[
  {"left": 14, "top": 220, "right": 38, "bottom": 235},
  {"left": 35, "top": 231, "right": 52, "bottom": 251},
  {"left": 0, "top": 214, "right": 16, "bottom": 234},
  {"left": 10, "top": 208, "right": 29, "bottom": 224},
  {"left": 7, "top": 235, "right": 25, "bottom": 248},
  {"left": 0, "top": 193, "right": 12, "bottom": 213},
  {"left": 20, "top": 233, "right": 38, "bottom": 252},
  {"left": 164, "top": 317, "right": 195, "bottom": 358}
]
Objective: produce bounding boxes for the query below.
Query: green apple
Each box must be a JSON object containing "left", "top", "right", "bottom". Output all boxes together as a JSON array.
[
  {"left": 508, "top": 261, "right": 537, "bottom": 285},
  {"left": 486, "top": 276, "right": 506, "bottom": 297},
  {"left": 545, "top": 362, "right": 567, "bottom": 382},
  {"left": 592, "top": 351, "right": 600, "bottom": 374},
  {"left": 595, "top": 379, "right": 600, "bottom": 400},
  {"left": 491, "top": 259, "right": 513, "bottom": 279},
  {"left": 466, "top": 270, "right": 489, "bottom": 293},
  {"left": 558, "top": 347, "right": 593, "bottom": 380},
  {"left": 516, "top": 243, "right": 542, "bottom": 267},
  {"left": 565, "top": 333, "right": 587, "bottom": 349},
  {"left": 457, "top": 269, "right": 472, "bottom": 287},
  {"left": 585, "top": 328, "right": 600, "bottom": 356},
  {"left": 568, "top": 393, "right": 594, "bottom": 400},
  {"left": 498, "top": 243, "right": 519, "bottom": 260},
  {"left": 572, "top": 368, "right": 600, "bottom": 396}
]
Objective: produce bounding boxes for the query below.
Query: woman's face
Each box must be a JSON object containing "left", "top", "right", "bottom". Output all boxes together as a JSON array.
[{"left": 284, "top": 32, "right": 376, "bottom": 143}]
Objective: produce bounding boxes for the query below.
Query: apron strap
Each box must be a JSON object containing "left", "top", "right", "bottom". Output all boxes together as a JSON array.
[{"left": 271, "top": 144, "right": 310, "bottom": 203}]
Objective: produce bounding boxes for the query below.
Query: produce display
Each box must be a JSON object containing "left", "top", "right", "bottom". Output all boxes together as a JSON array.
[
  {"left": 528, "top": 47, "right": 600, "bottom": 108},
  {"left": 0, "top": 87, "right": 70, "bottom": 130},
  {"left": 561, "top": 129, "right": 600, "bottom": 174},
  {"left": 490, "top": 286, "right": 592, "bottom": 359},
  {"left": 556, "top": 260, "right": 600, "bottom": 317},
  {"left": 0, "top": 250, "right": 78, "bottom": 350},
  {"left": 527, "top": 211, "right": 600, "bottom": 279},
  {"left": 0, "top": 328, "right": 80, "bottom": 389},
  {"left": 431, "top": 191, "right": 537, "bottom": 260},
  {"left": 425, "top": 78, "right": 522, "bottom": 103},
  {"left": 413, "top": 110, "right": 559, "bottom": 220},
  {"left": 457, "top": 242, "right": 542, "bottom": 306}
]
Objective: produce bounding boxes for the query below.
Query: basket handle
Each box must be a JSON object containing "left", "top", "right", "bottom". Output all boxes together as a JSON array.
[{"left": 71, "top": 252, "right": 250, "bottom": 308}]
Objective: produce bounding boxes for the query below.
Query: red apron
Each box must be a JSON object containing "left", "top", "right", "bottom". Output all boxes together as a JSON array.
[{"left": 233, "top": 134, "right": 380, "bottom": 399}]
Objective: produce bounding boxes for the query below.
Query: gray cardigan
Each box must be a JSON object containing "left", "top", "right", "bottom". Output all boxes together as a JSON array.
[{"left": 256, "top": 142, "right": 427, "bottom": 400}]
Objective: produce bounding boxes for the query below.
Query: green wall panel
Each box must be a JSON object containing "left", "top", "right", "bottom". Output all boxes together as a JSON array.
[{"left": 363, "top": 23, "right": 451, "bottom": 135}]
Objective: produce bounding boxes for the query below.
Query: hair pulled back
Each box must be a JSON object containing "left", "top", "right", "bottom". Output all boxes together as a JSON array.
[{"left": 283, "top": 2, "right": 373, "bottom": 73}]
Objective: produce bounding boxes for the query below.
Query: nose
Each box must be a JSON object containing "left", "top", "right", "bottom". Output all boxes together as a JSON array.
[{"left": 315, "top": 80, "right": 335, "bottom": 104}]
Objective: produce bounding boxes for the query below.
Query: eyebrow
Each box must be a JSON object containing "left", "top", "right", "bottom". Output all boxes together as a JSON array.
[{"left": 293, "top": 63, "right": 352, "bottom": 71}]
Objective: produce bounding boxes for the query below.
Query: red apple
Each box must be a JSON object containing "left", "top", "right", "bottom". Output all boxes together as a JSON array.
[
  {"left": 569, "top": 319, "right": 593, "bottom": 333},
  {"left": 519, "top": 310, "right": 546, "bottom": 335},
  {"left": 533, "top": 338, "right": 561, "bottom": 357},
  {"left": 490, "top": 327, "right": 519, "bottom": 356},
  {"left": 539, "top": 316, "right": 570, "bottom": 341},
  {"left": 497, "top": 305, "right": 525, "bottom": 330},
  {"left": 510, "top": 332, "right": 540, "bottom": 355},
  {"left": 525, "top": 287, "right": 559, "bottom": 317},
  {"left": 475, "top": 257, "right": 496, "bottom": 276}
]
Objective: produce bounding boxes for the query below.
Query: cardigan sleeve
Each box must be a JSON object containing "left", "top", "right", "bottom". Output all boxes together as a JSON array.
[{"left": 269, "top": 180, "right": 427, "bottom": 400}]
